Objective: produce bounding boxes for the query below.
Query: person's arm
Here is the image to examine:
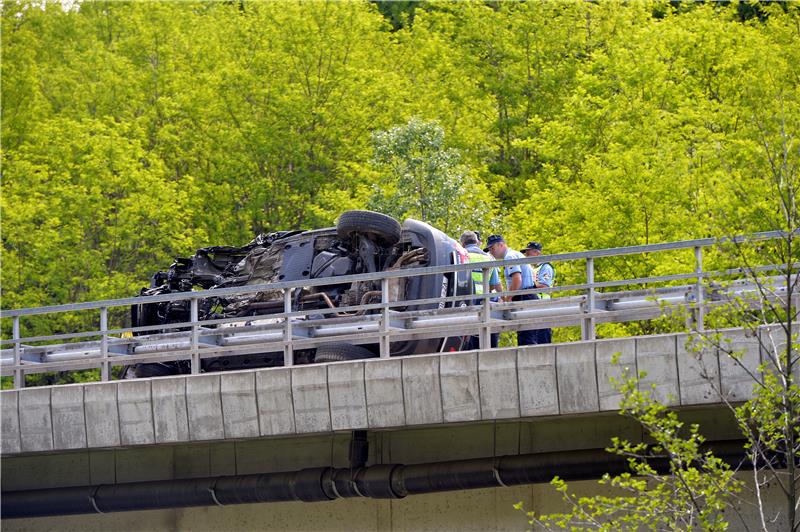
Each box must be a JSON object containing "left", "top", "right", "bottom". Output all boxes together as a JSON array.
[
  {"left": 489, "top": 267, "right": 501, "bottom": 293},
  {"left": 504, "top": 272, "right": 522, "bottom": 302},
  {"left": 534, "top": 264, "right": 554, "bottom": 288}
]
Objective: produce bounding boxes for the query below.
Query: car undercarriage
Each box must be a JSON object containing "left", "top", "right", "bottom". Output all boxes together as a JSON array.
[{"left": 129, "top": 211, "right": 471, "bottom": 376}]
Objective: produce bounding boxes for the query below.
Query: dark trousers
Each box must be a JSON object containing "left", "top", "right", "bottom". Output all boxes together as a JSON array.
[
  {"left": 534, "top": 328, "right": 552, "bottom": 345},
  {"left": 513, "top": 293, "right": 539, "bottom": 346},
  {"left": 466, "top": 333, "right": 499, "bottom": 350}
]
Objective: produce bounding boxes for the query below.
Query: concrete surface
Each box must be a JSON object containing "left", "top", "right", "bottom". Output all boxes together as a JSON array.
[
  {"left": 440, "top": 351, "right": 481, "bottom": 422},
  {"left": 364, "top": 358, "right": 405, "bottom": 428},
  {"left": 595, "top": 337, "right": 636, "bottom": 411},
  {"left": 327, "top": 361, "right": 368, "bottom": 430},
  {"left": 50, "top": 385, "right": 86, "bottom": 450},
  {"left": 517, "top": 345, "right": 558, "bottom": 416},
  {"left": 0, "top": 328, "right": 764, "bottom": 457},
  {"left": 635, "top": 335, "right": 680, "bottom": 405},
  {"left": 83, "top": 382, "right": 120, "bottom": 448},
  {"left": 556, "top": 342, "right": 600, "bottom": 414},
  {"left": 186, "top": 374, "right": 224, "bottom": 441},
  {"left": 151, "top": 376, "right": 190, "bottom": 443}
]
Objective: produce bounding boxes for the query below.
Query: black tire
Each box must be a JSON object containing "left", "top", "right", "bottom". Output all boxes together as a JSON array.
[
  {"left": 132, "top": 362, "right": 184, "bottom": 378},
  {"left": 336, "top": 210, "right": 402, "bottom": 247},
  {"left": 314, "top": 343, "right": 376, "bottom": 363}
]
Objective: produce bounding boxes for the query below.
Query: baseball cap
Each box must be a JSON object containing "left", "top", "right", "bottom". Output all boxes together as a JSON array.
[
  {"left": 483, "top": 234, "right": 505, "bottom": 252},
  {"left": 520, "top": 241, "right": 543, "bottom": 253}
]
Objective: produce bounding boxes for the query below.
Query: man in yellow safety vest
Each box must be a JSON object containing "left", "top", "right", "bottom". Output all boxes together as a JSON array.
[{"left": 460, "top": 230, "right": 501, "bottom": 349}]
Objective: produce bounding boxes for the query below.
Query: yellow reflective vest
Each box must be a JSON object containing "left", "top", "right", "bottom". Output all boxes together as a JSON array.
[
  {"left": 467, "top": 251, "right": 491, "bottom": 295},
  {"left": 532, "top": 262, "right": 555, "bottom": 299}
]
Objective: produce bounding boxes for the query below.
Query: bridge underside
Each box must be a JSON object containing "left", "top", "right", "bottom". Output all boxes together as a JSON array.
[{"left": 2, "top": 408, "right": 743, "bottom": 511}]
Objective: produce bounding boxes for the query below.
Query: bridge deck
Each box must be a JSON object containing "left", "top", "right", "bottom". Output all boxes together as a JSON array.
[{"left": 2, "top": 326, "right": 781, "bottom": 457}]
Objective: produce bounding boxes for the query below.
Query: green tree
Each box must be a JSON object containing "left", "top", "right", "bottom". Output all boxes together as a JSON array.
[
  {"left": 366, "top": 117, "right": 493, "bottom": 233},
  {"left": 519, "top": 373, "right": 742, "bottom": 530},
  {"left": 518, "top": 5, "right": 800, "bottom": 527}
]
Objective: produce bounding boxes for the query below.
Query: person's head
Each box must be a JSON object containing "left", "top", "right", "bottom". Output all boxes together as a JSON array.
[
  {"left": 460, "top": 230, "right": 479, "bottom": 247},
  {"left": 484, "top": 234, "right": 507, "bottom": 259},
  {"left": 520, "top": 241, "right": 543, "bottom": 257}
]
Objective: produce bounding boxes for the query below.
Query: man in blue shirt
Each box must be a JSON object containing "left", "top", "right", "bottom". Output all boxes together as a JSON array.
[
  {"left": 521, "top": 241, "right": 555, "bottom": 344},
  {"left": 485, "top": 234, "right": 537, "bottom": 346}
]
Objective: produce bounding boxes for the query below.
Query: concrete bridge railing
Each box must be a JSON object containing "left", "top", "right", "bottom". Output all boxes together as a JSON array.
[{"left": 4, "top": 325, "right": 786, "bottom": 457}]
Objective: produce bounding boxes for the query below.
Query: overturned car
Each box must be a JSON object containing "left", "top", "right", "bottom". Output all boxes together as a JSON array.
[{"left": 130, "top": 211, "right": 472, "bottom": 376}]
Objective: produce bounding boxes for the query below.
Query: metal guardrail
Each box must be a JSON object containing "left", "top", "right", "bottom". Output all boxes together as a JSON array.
[{"left": 0, "top": 230, "right": 796, "bottom": 389}]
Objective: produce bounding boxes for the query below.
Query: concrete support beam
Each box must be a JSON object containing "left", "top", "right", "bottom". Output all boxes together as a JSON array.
[
  {"left": 51, "top": 385, "right": 87, "bottom": 450},
  {"left": 220, "top": 373, "right": 259, "bottom": 439},
  {"left": 18, "top": 388, "right": 53, "bottom": 453},
  {"left": 402, "top": 356, "right": 443, "bottom": 425},
  {"left": 2, "top": 327, "right": 767, "bottom": 458},
  {"left": 255, "top": 369, "right": 295, "bottom": 436},
  {"left": 84, "top": 383, "right": 120, "bottom": 448},
  {"left": 636, "top": 335, "right": 679, "bottom": 406},
  {"left": 291, "top": 365, "right": 331, "bottom": 433},
  {"left": 556, "top": 342, "right": 599, "bottom": 414},
  {"left": 186, "top": 375, "right": 224, "bottom": 441},
  {"left": 718, "top": 329, "right": 760, "bottom": 402},
  {"left": 364, "top": 359, "right": 404, "bottom": 428},
  {"left": 151, "top": 377, "right": 190, "bottom": 443},
  {"left": 117, "top": 380, "right": 155, "bottom": 446},
  {"left": 327, "top": 362, "right": 368, "bottom": 430},
  {"left": 760, "top": 324, "right": 796, "bottom": 380},
  {"left": 517, "top": 345, "right": 558, "bottom": 416},
  {"left": 479, "top": 349, "right": 520, "bottom": 420},
  {"left": 595, "top": 338, "right": 635, "bottom": 411},
  {"left": 676, "top": 333, "right": 720, "bottom": 405},
  {"left": 1, "top": 390, "right": 21, "bottom": 454},
  {"left": 440, "top": 352, "right": 480, "bottom": 423}
]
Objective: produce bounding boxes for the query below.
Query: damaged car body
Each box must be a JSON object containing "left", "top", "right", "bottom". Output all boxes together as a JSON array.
[{"left": 129, "top": 211, "right": 472, "bottom": 377}]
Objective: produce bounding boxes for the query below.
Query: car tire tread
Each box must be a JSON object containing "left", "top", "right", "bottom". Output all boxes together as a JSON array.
[
  {"left": 314, "top": 343, "right": 376, "bottom": 363},
  {"left": 336, "top": 210, "right": 402, "bottom": 246}
]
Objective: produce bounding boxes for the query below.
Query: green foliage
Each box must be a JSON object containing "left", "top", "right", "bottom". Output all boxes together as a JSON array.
[
  {"left": 367, "top": 117, "right": 492, "bottom": 233},
  {"left": 518, "top": 370, "right": 742, "bottom": 530},
  {"left": 2, "top": 0, "right": 798, "bottom": 346},
  {"left": 372, "top": 0, "right": 420, "bottom": 31}
]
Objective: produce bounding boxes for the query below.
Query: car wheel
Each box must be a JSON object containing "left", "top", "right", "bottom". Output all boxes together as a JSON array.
[
  {"left": 336, "top": 210, "right": 402, "bottom": 247},
  {"left": 314, "top": 343, "right": 376, "bottom": 363},
  {"left": 132, "top": 362, "right": 184, "bottom": 378}
]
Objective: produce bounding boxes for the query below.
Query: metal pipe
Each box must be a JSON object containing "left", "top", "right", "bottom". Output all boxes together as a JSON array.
[
  {"left": 283, "top": 288, "right": 293, "bottom": 366},
  {"left": 582, "top": 257, "right": 595, "bottom": 341},
  {"left": 13, "top": 316, "right": 22, "bottom": 388},
  {"left": 2, "top": 441, "right": 748, "bottom": 519}
]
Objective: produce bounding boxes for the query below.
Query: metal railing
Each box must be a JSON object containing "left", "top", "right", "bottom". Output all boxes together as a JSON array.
[{"left": 1, "top": 230, "right": 795, "bottom": 389}]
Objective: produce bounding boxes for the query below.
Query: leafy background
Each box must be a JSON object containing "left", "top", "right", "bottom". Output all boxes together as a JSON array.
[{"left": 2, "top": 0, "right": 798, "bottom": 340}]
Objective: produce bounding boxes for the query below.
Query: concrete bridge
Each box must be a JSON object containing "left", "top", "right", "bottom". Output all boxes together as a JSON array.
[
  {"left": 0, "top": 328, "right": 766, "bottom": 457},
  {"left": 1, "top": 232, "right": 795, "bottom": 530},
  {"left": 2, "top": 325, "right": 789, "bottom": 530}
]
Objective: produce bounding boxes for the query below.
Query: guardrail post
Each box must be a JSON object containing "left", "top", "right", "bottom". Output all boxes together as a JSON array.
[
  {"left": 13, "top": 316, "right": 23, "bottom": 389},
  {"left": 480, "top": 268, "right": 491, "bottom": 349},
  {"left": 190, "top": 298, "right": 200, "bottom": 374},
  {"left": 380, "top": 278, "right": 390, "bottom": 358},
  {"left": 100, "top": 307, "right": 109, "bottom": 381},
  {"left": 582, "top": 257, "right": 596, "bottom": 341},
  {"left": 283, "top": 288, "right": 293, "bottom": 366},
  {"left": 694, "top": 246, "right": 705, "bottom": 331}
]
